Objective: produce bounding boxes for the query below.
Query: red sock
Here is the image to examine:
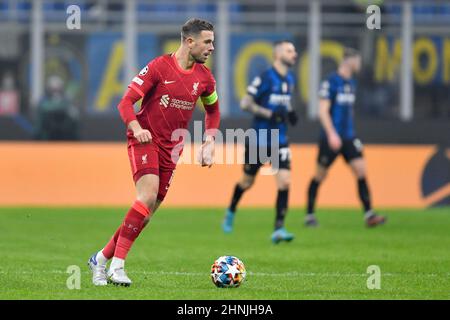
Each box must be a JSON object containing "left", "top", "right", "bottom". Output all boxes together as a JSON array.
[
  {"left": 113, "top": 200, "right": 150, "bottom": 260},
  {"left": 101, "top": 226, "right": 121, "bottom": 259}
]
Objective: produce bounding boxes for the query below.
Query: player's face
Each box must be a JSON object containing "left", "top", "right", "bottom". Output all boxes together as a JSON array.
[
  {"left": 278, "top": 43, "right": 297, "bottom": 67},
  {"left": 350, "top": 55, "right": 362, "bottom": 74},
  {"left": 189, "top": 30, "right": 214, "bottom": 64}
]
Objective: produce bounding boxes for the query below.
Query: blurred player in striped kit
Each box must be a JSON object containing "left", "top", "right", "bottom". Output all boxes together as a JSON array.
[
  {"left": 305, "top": 48, "right": 386, "bottom": 228},
  {"left": 223, "top": 40, "right": 299, "bottom": 244}
]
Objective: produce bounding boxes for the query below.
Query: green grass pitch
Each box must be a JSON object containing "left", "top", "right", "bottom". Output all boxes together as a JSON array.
[{"left": 0, "top": 206, "right": 449, "bottom": 300}]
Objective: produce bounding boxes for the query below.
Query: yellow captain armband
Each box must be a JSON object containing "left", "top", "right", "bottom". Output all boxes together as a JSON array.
[{"left": 201, "top": 90, "right": 218, "bottom": 106}]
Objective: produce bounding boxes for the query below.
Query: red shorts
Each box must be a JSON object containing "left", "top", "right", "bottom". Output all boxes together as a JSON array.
[{"left": 127, "top": 141, "right": 176, "bottom": 202}]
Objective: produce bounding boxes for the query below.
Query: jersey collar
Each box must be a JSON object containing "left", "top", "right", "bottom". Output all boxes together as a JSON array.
[{"left": 171, "top": 53, "right": 197, "bottom": 75}]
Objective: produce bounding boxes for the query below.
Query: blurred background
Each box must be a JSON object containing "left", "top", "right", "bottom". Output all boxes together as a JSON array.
[
  {"left": 0, "top": 0, "right": 448, "bottom": 207},
  {"left": 1, "top": 1, "right": 449, "bottom": 301}
]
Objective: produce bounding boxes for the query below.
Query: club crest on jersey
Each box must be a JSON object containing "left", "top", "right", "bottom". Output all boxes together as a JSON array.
[
  {"left": 142, "top": 154, "right": 148, "bottom": 164},
  {"left": 191, "top": 82, "right": 199, "bottom": 95}
]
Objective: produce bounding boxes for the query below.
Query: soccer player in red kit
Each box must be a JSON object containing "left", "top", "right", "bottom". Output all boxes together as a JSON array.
[{"left": 88, "top": 18, "right": 220, "bottom": 286}]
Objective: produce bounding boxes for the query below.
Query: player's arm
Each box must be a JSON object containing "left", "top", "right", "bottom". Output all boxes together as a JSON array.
[
  {"left": 117, "top": 88, "right": 152, "bottom": 144},
  {"left": 286, "top": 99, "right": 298, "bottom": 126},
  {"left": 318, "top": 98, "right": 341, "bottom": 151},
  {"left": 241, "top": 95, "right": 286, "bottom": 123},
  {"left": 198, "top": 82, "right": 221, "bottom": 168},
  {"left": 117, "top": 61, "right": 159, "bottom": 144},
  {"left": 240, "top": 94, "right": 271, "bottom": 119},
  {"left": 242, "top": 75, "right": 285, "bottom": 123},
  {"left": 285, "top": 76, "right": 299, "bottom": 126},
  {"left": 202, "top": 90, "right": 220, "bottom": 139},
  {"left": 318, "top": 79, "right": 341, "bottom": 151}
]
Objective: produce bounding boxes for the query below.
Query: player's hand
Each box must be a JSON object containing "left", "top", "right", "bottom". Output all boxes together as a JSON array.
[
  {"left": 287, "top": 111, "right": 298, "bottom": 126},
  {"left": 198, "top": 138, "right": 215, "bottom": 168},
  {"left": 328, "top": 132, "right": 342, "bottom": 152},
  {"left": 270, "top": 107, "right": 286, "bottom": 124},
  {"left": 133, "top": 128, "right": 152, "bottom": 144}
]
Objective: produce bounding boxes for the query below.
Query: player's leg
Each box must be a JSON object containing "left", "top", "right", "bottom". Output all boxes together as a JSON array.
[
  {"left": 222, "top": 143, "right": 261, "bottom": 233},
  {"left": 222, "top": 171, "right": 257, "bottom": 233},
  {"left": 345, "top": 138, "right": 386, "bottom": 227},
  {"left": 230, "top": 172, "right": 257, "bottom": 212},
  {"left": 88, "top": 142, "right": 159, "bottom": 286},
  {"left": 143, "top": 199, "right": 162, "bottom": 228},
  {"left": 108, "top": 161, "right": 175, "bottom": 285},
  {"left": 305, "top": 164, "right": 328, "bottom": 227},
  {"left": 94, "top": 199, "right": 151, "bottom": 277},
  {"left": 271, "top": 166, "right": 295, "bottom": 244},
  {"left": 275, "top": 169, "right": 291, "bottom": 230},
  {"left": 349, "top": 157, "right": 370, "bottom": 211},
  {"left": 305, "top": 139, "right": 338, "bottom": 227},
  {"left": 89, "top": 173, "right": 158, "bottom": 286},
  {"left": 107, "top": 173, "right": 159, "bottom": 286}
]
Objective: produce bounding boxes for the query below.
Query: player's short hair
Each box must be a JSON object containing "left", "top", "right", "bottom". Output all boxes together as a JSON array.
[
  {"left": 273, "top": 40, "right": 294, "bottom": 57},
  {"left": 343, "top": 47, "right": 360, "bottom": 60},
  {"left": 274, "top": 39, "right": 293, "bottom": 48},
  {"left": 181, "top": 18, "right": 214, "bottom": 39}
]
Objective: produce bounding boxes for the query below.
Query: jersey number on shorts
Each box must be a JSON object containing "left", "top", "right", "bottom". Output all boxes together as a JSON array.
[
  {"left": 279, "top": 148, "right": 291, "bottom": 162},
  {"left": 353, "top": 139, "right": 363, "bottom": 152}
]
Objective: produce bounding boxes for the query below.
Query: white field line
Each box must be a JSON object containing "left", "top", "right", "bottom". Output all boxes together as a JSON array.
[{"left": 0, "top": 270, "right": 448, "bottom": 277}]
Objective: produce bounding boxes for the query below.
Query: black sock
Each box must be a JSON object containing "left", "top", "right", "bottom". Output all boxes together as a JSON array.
[
  {"left": 229, "top": 184, "right": 245, "bottom": 213},
  {"left": 275, "top": 189, "right": 289, "bottom": 230},
  {"left": 307, "top": 179, "right": 320, "bottom": 214},
  {"left": 357, "top": 178, "right": 372, "bottom": 213}
]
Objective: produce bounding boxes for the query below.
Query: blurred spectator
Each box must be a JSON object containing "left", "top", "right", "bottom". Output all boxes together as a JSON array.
[
  {"left": 0, "top": 71, "right": 19, "bottom": 116},
  {"left": 35, "top": 74, "right": 80, "bottom": 140}
]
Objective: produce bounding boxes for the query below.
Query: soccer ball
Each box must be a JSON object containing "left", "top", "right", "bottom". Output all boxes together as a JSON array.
[{"left": 210, "top": 255, "right": 246, "bottom": 288}]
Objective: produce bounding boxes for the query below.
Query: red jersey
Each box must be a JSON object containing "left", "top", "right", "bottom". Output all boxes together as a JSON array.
[{"left": 127, "top": 54, "right": 217, "bottom": 151}]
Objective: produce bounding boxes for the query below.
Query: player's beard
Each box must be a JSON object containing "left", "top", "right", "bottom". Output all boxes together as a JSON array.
[
  {"left": 192, "top": 53, "right": 207, "bottom": 64},
  {"left": 281, "top": 57, "right": 295, "bottom": 68}
]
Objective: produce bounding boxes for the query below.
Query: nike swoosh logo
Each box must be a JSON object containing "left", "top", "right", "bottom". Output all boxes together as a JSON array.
[{"left": 164, "top": 80, "right": 176, "bottom": 84}]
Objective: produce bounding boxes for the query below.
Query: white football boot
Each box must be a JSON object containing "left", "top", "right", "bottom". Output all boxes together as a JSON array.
[
  {"left": 107, "top": 267, "right": 132, "bottom": 287},
  {"left": 87, "top": 252, "right": 108, "bottom": 286}
]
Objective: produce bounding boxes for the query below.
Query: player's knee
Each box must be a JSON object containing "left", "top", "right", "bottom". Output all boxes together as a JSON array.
[
  {"left": 315, "top": 170, "right": 327, "bottom": 182},
  {"left": 355, "top": 171, "right": 366, "bottom": 179},
  {"left": 239, "top": 181, "right": 253, "bottom": 190},
  {"left": 278, "top": 181, "right": 290, "bottom": 191},
  {"left": 352, "top": 165, "right": 366, "bottom": 179},
  {"left": 137, "top": 192, "right": 158, "bottom": 210},
  {"left": 277, "top": 177, "right": 291, "bottom": 190},
  {"left": 239, "top": 177, "right": 254, "bottom": 190}
]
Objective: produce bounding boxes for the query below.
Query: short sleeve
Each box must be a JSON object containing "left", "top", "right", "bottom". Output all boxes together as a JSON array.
[
  {"left": 247, "top": 73, "right": 269, "bottom": 100},
  {"left": 128, "top": 59, "right": 160, "bottom": 97},
  {"left": 318, "top": 78, "right": 335, "bottom": 100}
]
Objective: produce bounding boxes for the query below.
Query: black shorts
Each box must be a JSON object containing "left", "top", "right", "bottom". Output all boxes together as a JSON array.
[
  {"left": 243, "top": 144, "right": 291, "bottom": 176},
  {"left": 317, "top": 137, "right": 364, "bottom": 168}
]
